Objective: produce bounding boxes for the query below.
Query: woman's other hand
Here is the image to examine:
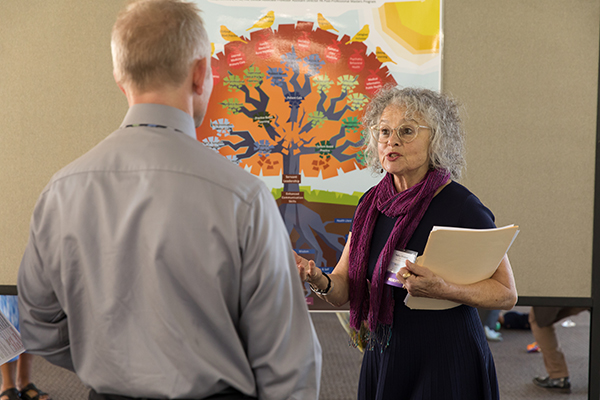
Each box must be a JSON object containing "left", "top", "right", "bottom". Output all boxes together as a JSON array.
[
  {"left": 294, "top": 233, "right": 352, "bottom": 307},
  {"left": 294, "top": 251, "right": 320, "bottom": 283}
]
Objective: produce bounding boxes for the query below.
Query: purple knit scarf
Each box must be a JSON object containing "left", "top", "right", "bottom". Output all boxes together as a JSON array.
[{"left": 348, "top": 168, "right": 451, "bottom": 333}]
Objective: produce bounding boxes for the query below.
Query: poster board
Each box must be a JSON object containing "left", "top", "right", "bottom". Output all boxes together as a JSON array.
[{"left": 193, "top": 0, "right": 441, "bottom": 309}]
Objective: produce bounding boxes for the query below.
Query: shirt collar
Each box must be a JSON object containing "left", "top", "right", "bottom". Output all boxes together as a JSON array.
[{"left": 120, "top": 103, "right": 197, "bottom": 140}]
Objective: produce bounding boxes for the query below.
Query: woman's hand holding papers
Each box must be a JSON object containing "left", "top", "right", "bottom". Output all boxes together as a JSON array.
[
  {"left": 398, "top": 261, "right": 447, "bottom": 299},
  {"left": 398, "top": 256, "right": 518, "bottom": 310}
]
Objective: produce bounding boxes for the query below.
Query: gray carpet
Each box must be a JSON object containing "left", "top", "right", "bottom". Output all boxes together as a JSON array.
[{"left": 1, "top": 307, "right": 590, "bottom": 399}]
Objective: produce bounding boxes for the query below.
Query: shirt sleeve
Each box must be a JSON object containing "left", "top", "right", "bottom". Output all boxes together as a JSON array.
[
  {"left": 17, "top": 194, "right": 75, "bottom": 372},
  {"left": 17, "top": 229, "right": 75, "bottom": 371},
  {"left": 237, "top": 186, "right": 322, "bottom": 400},
  {"left": 457, "top": 193, "right": 496, "bottom": 229}
]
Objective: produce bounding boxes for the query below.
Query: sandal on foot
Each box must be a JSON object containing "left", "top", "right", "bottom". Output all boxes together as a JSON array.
[
  {"left": 0, "top": 388, "right": 20, "bottom": 400},
  {"left": 20, "top": 383, "right": 52, "bottom": 400}
]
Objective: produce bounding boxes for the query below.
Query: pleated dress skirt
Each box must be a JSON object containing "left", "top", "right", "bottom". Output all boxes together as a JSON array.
[{"left": 357, "top": 291, "right": 499, "bottom": 400}]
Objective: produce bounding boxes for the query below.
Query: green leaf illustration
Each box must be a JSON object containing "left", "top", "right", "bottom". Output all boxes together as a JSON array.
[
  {"left": 308, "top": 111, "right": 328, "bottom": 128},
  {"left": 220, "top": 98, "right": 243, "bottom": 114},
  {"left": 315, "top": 140, "right": 335, "bottom": 159},
  {"left": 311, "top": 74, "right": 334, "bottom": 94},
  {"left": 337, "top": 75, "right": 359, "bottom": 93},
  {"left": 342, "top": 116, "right": 361, "bottom": 133},
  {"left": 244, "top": 65, "right": 264, "bottom": 87},
  {"left": 347, "top": 93, "right": 370, "bottom": 111},
  {"left": 223, "top": 74, "right": 244, "bottom": 92}
]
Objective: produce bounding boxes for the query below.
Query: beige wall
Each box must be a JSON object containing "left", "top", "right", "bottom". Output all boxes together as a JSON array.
[
  {"left": 1, "top": 1, "right": 599, "bottom": 299},
  {"left": 0, "top": 2, "right": 128, "bottom": 285},
  {"left": 443, "top": 1, "right": 599, "bottom": 298}
]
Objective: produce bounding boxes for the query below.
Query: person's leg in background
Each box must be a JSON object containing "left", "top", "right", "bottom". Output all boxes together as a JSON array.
[
  {"left": 0, "top": 295, "right": 51, "bottom": 400},
  {"left": 0, "top": 359, "right": 19, "bottom": 400},
  {"left": 17, "top": 353, "right": 51, "bottom": 400},
  {"left": 1, "top": 355, "right": 51, "bottom": 400},
  {"left": 529, "top": 308, "right": 569, "bottom": 377},
  {"left": 478, "top": 309, "right": 502, "bottom": 341},
  {"left": 529, "top": 307, "right": 570, "bottom": 391}
]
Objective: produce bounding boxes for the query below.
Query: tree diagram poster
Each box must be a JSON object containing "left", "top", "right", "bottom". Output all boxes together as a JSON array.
[{"left": 195, "top": 0, "right": 442, "bottom": 310}]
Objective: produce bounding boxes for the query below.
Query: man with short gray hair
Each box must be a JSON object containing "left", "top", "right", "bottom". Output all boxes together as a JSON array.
[{"left": 17, "top": 1, "right": 322, "bottom": 399}]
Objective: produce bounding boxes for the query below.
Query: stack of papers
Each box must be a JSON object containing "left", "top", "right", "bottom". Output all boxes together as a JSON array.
[{"left": 405, "top": 224, "right": 520, "bottom": 310}]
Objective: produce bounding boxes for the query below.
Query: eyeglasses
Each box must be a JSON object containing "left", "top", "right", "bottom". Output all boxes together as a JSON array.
[{"left": 370, "top": 120, "right": 431, "bottom": 144}]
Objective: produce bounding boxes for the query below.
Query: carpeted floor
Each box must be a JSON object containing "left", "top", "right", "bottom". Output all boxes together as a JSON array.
[
  {"left": 1, "top": 307, "right": 590, "bottom": 399},
  {"left": 314, "top": 306, "right": 590, "bottom": 399}
]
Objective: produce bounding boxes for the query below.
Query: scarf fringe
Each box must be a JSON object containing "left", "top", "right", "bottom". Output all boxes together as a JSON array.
[{"left": 348, "top": 322, "right": 393, "bottom": 352}]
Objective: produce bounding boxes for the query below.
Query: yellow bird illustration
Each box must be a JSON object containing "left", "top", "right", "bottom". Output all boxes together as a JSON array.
[
  {"left": 376, "top": 46, "right": 397, "bottom": 64},
  {"left": 247, "top": 11, "right": 275, "bottom": 31},
  {"left": 346, "top": 24, "right": 369, "bottom": 44},
  {"left": 317, "top": 13, "right": 338, "bottom": 32},
  {"left": 211, "top": 43, "right": 215, "bottom": 57},
  {"left": 220, "top": 25, "right": 248, "bottom": 44}
]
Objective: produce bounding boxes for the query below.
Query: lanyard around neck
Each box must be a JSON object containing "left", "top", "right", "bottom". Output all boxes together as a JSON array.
[{"left": 124, "top": 123, "right": 184, "bottom": 134}]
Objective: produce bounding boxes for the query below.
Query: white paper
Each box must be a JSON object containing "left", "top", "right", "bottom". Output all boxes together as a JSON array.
[{"left": 0, "top": 310, "right": 25, "bottom": 365}]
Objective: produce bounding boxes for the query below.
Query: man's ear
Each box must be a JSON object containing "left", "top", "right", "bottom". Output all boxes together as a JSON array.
[
  {"left": 113, "top": 71, "right": 126, "bottom": 95},
  {"left": 192, "top": 57, "right": 209, "bottom": 96}
]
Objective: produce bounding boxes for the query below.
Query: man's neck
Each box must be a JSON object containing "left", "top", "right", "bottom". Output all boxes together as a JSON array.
[{"left": 124, "top": 81, "right": 194, "bottom": 119}]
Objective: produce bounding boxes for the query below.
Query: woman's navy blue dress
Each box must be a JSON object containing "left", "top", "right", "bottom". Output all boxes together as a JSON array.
[{"left": 356, "top": 181, "right": 500, "bottom": 400}]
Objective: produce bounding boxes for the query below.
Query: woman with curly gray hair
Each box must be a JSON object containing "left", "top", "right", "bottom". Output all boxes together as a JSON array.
[
  {"left": 297, "top": 86, "right": 516, "bottom": 400},
  {"left": 362, "top": 86, "right": 466, "bottom": 180}
]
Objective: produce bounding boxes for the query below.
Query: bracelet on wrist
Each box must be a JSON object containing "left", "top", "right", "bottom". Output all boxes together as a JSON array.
[{"left": 309, "top": 272, "right": 333, "bottom": 295}]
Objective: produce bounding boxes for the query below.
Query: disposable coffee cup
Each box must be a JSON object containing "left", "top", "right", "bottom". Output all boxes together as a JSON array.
[{"left": 385, "top": 249, "right": 418, "bottom": 288}]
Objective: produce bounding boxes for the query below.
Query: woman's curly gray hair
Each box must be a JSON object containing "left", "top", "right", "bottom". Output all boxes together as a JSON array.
[{"left": 362, "top": 86, "right": 466, "bottom": 180}]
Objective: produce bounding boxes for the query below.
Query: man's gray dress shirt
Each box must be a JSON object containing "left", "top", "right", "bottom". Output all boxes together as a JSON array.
[{"left": 17, "top": 104, "right": 322, "bottom": 399}]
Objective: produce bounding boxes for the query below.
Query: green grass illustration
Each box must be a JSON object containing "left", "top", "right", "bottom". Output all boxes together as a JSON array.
[{"left": 272, "top": 186, "right": 363, "bottom": 206}]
